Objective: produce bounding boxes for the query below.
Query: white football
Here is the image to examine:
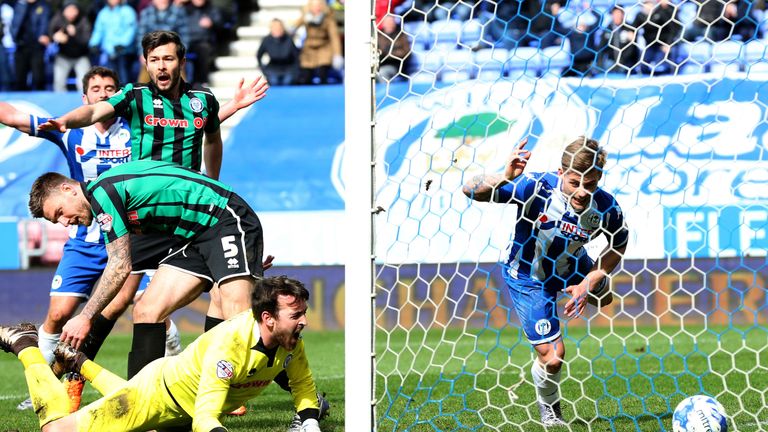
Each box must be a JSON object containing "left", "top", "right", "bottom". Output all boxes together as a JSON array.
[{"left": 673, "top": 395, "right": 728, "bottom": 432}]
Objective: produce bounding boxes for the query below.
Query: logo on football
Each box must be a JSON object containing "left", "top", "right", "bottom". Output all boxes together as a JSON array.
[{"left": 673, "top": 395, "right": 728, "bottom": 432}]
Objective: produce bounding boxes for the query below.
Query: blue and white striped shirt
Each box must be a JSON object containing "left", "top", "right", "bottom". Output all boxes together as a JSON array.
[
  {"left": 495, "top": 172, "right": 628, "bottom": 291},
  {"left": 30, "top": 116, "right": 132, "bottom": 244}
]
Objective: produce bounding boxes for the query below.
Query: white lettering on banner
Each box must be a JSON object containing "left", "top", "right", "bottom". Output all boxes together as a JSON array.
[{"left": 333, "top": 77, "right": 768, "bottom": 262}]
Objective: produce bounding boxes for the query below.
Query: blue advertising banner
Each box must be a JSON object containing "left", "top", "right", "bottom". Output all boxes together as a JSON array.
[{"left": 2, "top": 257, "right": 766, "bottom": 331}]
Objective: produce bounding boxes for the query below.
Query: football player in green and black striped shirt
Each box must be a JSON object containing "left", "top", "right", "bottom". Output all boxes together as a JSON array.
[
  {"left": 37, "top": 30, "right": 263, "bottom": 180},
  {"left": 36, "top": 31, "right": 274, "bottom": 381},
  {"left": 28, "top": 160, "right": 264, "bottom": 360}
]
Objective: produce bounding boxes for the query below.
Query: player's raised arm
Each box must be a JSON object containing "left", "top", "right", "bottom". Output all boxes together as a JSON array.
[
  {"left": 61, "top": 234, "right": 131, "bottom": 349},
  {"left": 462, "top": 138, "right": 531, "bottom": 202},
  {"left": 38, "top": 100, "right": 116, "bottom": 132},
  {"left": 0, "top": 102, "right": 33, "bottom": 133},
  {"left": 218, "top": 76, "right": 270, "bottom": 123}
]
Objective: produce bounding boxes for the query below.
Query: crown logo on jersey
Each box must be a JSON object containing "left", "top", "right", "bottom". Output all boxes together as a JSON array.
[
  {"left": 153, "top": 98, "right": 163, "bottom": 109},
  {"left": 189, "top": 97, "right": 203, "bottom": 113}
]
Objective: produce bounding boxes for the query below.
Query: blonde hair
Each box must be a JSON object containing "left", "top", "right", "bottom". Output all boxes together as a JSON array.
[{"left": 561, "top": 136, "right": 606, "bottom": 175}]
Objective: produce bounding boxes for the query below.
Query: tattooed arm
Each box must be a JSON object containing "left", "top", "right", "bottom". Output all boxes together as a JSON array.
[
  {"left": 61, "top": 235, "right": 132, "bottom": 349},
  {"left": 462, "top": 138, "right": 532, "bottom": 202}
]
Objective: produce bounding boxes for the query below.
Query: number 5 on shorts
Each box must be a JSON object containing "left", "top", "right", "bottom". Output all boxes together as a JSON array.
[{"left": 221, "top": 235, "right": 239, "bottom": 258}]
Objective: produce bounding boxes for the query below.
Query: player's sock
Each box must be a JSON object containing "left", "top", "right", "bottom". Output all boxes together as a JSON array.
[
  {"left": 204, "top": 316, "right": 224, "bottom": 332},
  {"left": 38, "top": 328, "right": 61, "bottom": 367},
  {"left": 531, "top": 360, "right": 561, "bottom": 406},
  {"left": 127, "top": 323, "right": 166, "bottom": 378},
  {"left": 18, "top": 347, "right": 70, "bottom": 426},
  {"left": 80, "top": 314, "right": 117, "bottom": 360},
  {"left": 82, "top": 359, "right": 127, "bottom": 396},
  {"left": 165, "top": 319, "right": 182, "bottom": 356}
]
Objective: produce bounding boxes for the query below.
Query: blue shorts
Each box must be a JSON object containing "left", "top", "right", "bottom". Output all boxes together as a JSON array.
[
  {"left": 504, "top": 277, "right": 562, "bottom": 345},
  {"left": 51, "top": 239, "right": 108, "bottom": 298}
]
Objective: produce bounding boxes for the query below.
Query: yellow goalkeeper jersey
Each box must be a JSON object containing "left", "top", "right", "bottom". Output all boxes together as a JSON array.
[{"left": 161, "top": 310, "right": 319, "bottom": 431}]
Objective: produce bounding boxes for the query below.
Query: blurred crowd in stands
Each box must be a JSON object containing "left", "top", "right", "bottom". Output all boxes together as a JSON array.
[
  {"left": 375, "top": 0, "right": 768, "bottom": 82},
  {"left": 0, "top": 0, "right": 348, "bottom": 91},
  {"left": 0, "top": 0, "right": 246, "bottom": 91}
]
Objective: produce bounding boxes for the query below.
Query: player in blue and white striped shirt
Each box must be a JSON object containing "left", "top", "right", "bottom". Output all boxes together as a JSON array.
[
  {"left": 463, "top": 136, "right": 628, "bottom": 427},
  {"left": 0, "top": 67, "right": 182, "bottom": 412}
]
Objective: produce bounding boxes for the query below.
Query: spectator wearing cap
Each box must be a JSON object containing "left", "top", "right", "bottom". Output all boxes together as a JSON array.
[
  {"left": 90, "top": 0, "right": 137, "bottom": 84},
  {"left": 49, "top": 0, "right": 91, "bottom": 92},
  {"left": 11, "top": 0, "right": 51, "bottom": 90}
]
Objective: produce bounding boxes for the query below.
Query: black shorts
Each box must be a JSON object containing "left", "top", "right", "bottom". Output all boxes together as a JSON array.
[
  {"left": 159, "top": 193, "right": 264, "bottom": 291},
  {"left": 130, "top": 233, "right": 185, "bottom": 273}
]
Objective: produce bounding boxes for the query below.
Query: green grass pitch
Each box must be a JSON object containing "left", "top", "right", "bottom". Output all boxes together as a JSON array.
[
  {"left": 375, "top": 325, "right": 768, "bottom": 432},
  {"left": 0, "top": 330, "right": 345, "bottom": 432}
]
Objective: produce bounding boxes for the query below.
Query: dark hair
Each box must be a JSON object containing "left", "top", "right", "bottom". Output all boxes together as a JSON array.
[
  {"left": 28, "top": 172, "right": 76, "bottom": 218},
  {"left": 141, "top": 30, "right": 186, "bottom": 60},
  {"left": 561, "top": 136, "right": 607, "bottom": 176},
  {"left": 251, "top": 275, "right": 310, "bottom": 322},
  {"left": 81, "top": 66, "right": 120, "bottom": 95}
]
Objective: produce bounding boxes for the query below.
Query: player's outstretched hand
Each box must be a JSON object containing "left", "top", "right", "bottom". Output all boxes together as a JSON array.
[
  {"left": 38, "top": 118, "right": 67, "bottom": 133},
  {"left": 263, "top": 254, "right": 275, "bottom": 271},
  {"left": 232, "top": 76, "right": 269, "bottom": 111},
  {"left": 504, "top": 137, "right": 531, "bottom": 181},
  {"left": 564, "top": 283, "right": 588, "bottom": 318},
  {"left": 61, "top": 314, "right": 92, "bottom": 350}
]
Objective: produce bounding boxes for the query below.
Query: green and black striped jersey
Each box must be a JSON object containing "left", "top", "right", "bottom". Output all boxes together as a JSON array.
[
  {"left": 85, "top": 160, "right": 233, "bottom": 244},
  {"left": 106, "top": 81, "right": 221, "bottom": 171}
]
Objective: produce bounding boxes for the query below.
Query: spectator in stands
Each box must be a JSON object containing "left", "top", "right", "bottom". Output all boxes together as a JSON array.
[
  {"left": 685, "top": 0, "right": 758, "bottom": 42},
  {"left": 11, "top": 0, "right": 51, "bottom": 90},
  {"left": 486, "top": 0, "right": 559, "bottom": 49},
  {"left": 634, "top": 0, "right": 683, "bottom": 75},
  {"left": 413, "top": 0, "right": 478, "bottom": 22},
  {"left": 562, "top": 13, "right": 600, "bottom": 77},
  {"left": 599, "top": 5, "right": 640, "bottom": 74},
  {"left": 0, "top": 2, "right": 13, "bottom": 91},
  {"left": 137, "top": 0, "right": 188, "bottom": 82},
  {"left": 49, "top": 0, "right": 91, "bottom": 92},
  {"left": 90, "top": 0, "right": 137, "bottom": 87},
  {"left": 376, "top": 14, "right": 411, "bottom": 82},
  {"left": 294, "top": 0, "right": 342, "bottom": 85},
  {"left": 538, "top": 1, "right": 569, "bottom": 48},
  {"left": 182, "top": 0, "right": 222, "bottom": 86},
  {"left": 256, "top": 18, "right": 299, "bottom": 86}
]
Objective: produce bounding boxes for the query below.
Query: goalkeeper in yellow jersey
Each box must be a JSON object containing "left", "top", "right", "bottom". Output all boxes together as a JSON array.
[{"left": 0, "top": 275, "right": 326, "bottom": 432}]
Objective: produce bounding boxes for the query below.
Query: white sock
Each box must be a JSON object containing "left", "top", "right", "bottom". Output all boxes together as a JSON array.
[
  {"left": 38, "top": 328, "right": 61, "bottom": 365},
  {"left": 165, "top": 319, "right": 182, "bottom": 356},
  {"left": 531, "top": 360, "right": 561, "bottom": 406}
]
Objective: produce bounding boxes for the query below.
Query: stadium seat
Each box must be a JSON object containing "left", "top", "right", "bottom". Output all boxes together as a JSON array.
[
  {"left": 540, "top": 43, "right": 571, "bottom": 76},
  {"left": 430, "top": 19, "right": 462, "bottom": 49},
  {"left": 404, "top": 20, "right": 433, "bottom": 51},
  {"left": 507, "top": 46, "right": 542, "bottom": 77},
  {"left": 742, "top": 40, "right": 768, "bottom": 74},
  {"left": 418, "top": 49, "right": 446, "bottom": 73},
  {"left": 459, "top": 19, "right": 485, "bottom": 48},
  {"left": 474, "top": 48, "right": 509, "bottom": 80},
  {"left": 687, "top": 41, "right": 713, "bottom": 73},
  {"left": 710, "top": 40, "right": 743, "bottom": 74}
]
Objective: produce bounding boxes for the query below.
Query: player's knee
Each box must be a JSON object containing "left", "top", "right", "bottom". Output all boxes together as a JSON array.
[
  {"left": 542, "top": 356, "right": 563, "bottom": 373},
  {"left": 132, "top": 299, "right": 164, "bottom": 323},
  {"left": 45, "top": 308, "right": 75, "bottom": 330}
]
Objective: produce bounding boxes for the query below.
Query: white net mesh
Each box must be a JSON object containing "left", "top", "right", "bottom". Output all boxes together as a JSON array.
[{"left": 370, "top": 0, "right": 768, "bottom": 430}]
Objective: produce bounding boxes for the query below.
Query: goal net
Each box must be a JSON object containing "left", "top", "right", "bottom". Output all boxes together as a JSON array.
[{"left": 356, "top": 0, "right": 768, "bottom": 430}]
